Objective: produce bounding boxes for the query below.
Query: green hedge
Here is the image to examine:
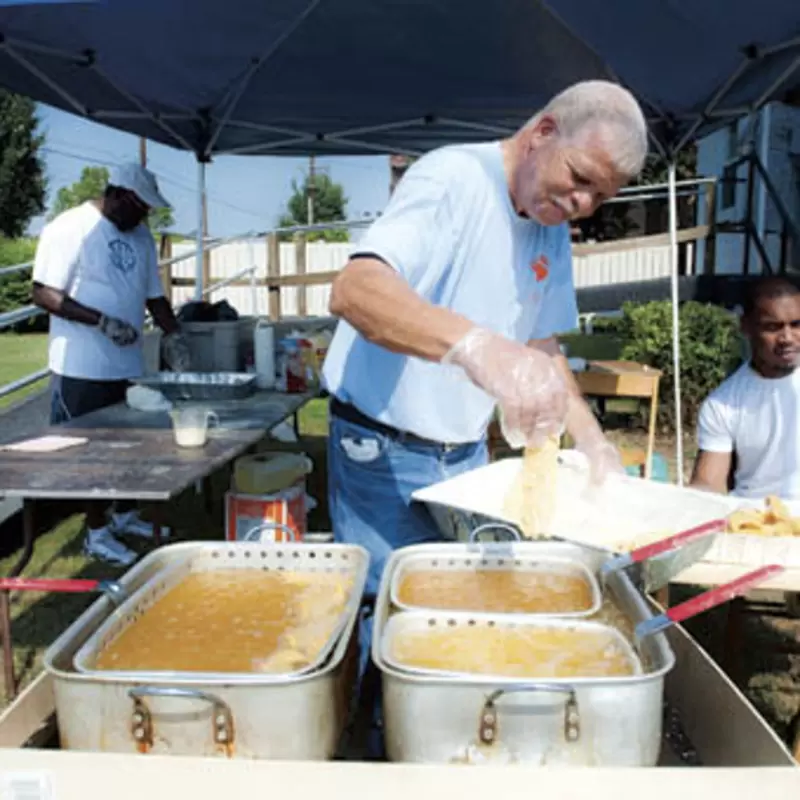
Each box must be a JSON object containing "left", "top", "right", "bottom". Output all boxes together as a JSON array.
[
  {"left": 618, "top": 300, "right": 743, "bottom": 430},
  {"left": 0, "top": 237, "right": 46, "bottom": 333}
]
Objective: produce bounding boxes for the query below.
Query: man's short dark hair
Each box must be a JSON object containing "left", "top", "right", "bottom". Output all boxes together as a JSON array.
[{"left": 742, "top": 275, "right": 800, "bottom": 317}]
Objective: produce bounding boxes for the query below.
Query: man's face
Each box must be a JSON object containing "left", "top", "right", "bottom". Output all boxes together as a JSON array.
[
  {"left": 105, "top": 188, "right": 150, "bottom": 232},
  {"left": 745, "top": 294, "right": 800, "bottom": 376},
  {"left": 512, "top": 117, "right": 628, "bottom": 225}
]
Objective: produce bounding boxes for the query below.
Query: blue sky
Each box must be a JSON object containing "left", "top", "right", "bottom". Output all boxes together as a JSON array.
[{"left": 33, "top": 104, "right": 391, "bottom": 238}]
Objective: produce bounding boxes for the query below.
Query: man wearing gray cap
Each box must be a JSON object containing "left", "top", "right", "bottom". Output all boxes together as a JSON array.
[{"left": 32, "top": 162, "right": 190, "bottom": 565}]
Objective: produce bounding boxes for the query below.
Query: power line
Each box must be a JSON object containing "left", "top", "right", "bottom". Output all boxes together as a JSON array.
[{"left": 41, "top": 145, "right": 267, "bottom": 222}]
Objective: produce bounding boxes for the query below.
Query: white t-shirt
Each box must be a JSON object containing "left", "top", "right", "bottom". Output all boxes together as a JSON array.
[
  {"left": 322, "top": 142, "right": 577, "bottom": 444},
  {"left": 697, "top": 363, "right": 800, "bottom": 500},
  {"left": 33, "top": 202, "right": 164, "bottom": 380}
]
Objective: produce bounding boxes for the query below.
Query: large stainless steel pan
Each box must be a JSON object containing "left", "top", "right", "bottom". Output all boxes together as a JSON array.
[
  {"left": 372, "top": 538, "right": 676, "bottom": 766},
  {"left": 43, "top": 541, "right": 368, "bottom": 760},
  {"left": 72, "top": 542, "right": 362, "bottom": 683}
]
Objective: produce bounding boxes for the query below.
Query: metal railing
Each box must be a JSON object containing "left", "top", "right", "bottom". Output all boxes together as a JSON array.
[
  {"left": 0, "top": 216, "right": 372, "bottom": 406},
  {"left": 0, "top": 185, "right": 719, "bottom": 407}
]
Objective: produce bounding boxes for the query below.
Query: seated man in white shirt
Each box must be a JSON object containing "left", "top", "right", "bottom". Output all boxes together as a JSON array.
[
  {"left": 691, "top": 276, "right": 800, "bottom": 499},
  {"left": 32, "top": 163, "right": 190, "bottom": 566}
]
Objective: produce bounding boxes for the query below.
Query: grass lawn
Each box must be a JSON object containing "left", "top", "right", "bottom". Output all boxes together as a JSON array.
[{"left": 0, "top": 332, "right": 48, "bottom": 410}]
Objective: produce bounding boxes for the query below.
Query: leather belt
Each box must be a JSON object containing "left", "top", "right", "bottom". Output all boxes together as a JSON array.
[{"left": 329, "top": 397, "right": 477, "bottom": 452}]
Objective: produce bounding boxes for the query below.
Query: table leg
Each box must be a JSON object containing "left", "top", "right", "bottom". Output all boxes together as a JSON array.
[
  {"left": 1, "top": 499, "right": 37, "bottom": 701},
  {"left": 203, "top": 475, "right": 215, "bottom": 516},
  {"left": 722, "top": 597, "right": 746, "bottom": 682},
  {"left": 645, "top": 378, "right": 660, "bottom": 480}
]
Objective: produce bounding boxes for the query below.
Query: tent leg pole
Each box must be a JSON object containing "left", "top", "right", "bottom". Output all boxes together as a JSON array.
[
  {"left": 195, "top": 159, "right": 206, "bottom": 301},
  {"left": 668, "top": 161, "right": 684, "bottom": 486}
]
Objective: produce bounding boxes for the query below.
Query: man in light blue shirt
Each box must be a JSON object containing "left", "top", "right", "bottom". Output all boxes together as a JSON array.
[{"left": 322, "top": 80, "right": 649, "bottom": 754}]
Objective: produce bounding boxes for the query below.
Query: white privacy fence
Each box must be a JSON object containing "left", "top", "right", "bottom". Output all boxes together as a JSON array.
[
  {"left": 172, "top": 239, "right": 678, "bottom": 317},
  {"left": 171, "top": 239, "right": 350, "bottom": 317}
]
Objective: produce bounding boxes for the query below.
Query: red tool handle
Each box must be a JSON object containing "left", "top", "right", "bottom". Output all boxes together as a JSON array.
[
  {"left": 629, "top": 518, "right": 727, "bottom": 564},
  {"left": 666, "top": 564, "right": 784, "bottom": 625},
  {"left": 0, "top": 577, "right": 103, "bottom": 593}
]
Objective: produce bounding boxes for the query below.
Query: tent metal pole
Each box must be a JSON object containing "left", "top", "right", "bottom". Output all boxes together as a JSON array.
[
  {"left": 753, "top": 53, "right": 800, "bottom": 109},
  {"left": 195, "top": 160, "right": 206, "bottom": 302},
  {"left": 675, "top": 59, "right": 753, "bottom": 154},
  {"left": 761, "top": 35, "right": 800, "bottom": 57},
  {"left": 4, "top": 45, "right": 87, "bottom": 115},
  {"left": 667, "top": 161, "right": 684, "bottom": 486},
  {"left": 220, "top": 135, "right": 317, "bottom": 157},
  {"left": 92, "top": 66, "right": 196, "bottom": 152}
]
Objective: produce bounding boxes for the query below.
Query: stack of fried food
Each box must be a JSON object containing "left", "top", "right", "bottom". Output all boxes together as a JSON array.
[{"left": 727, "top": 495, "right": 800, "bottom": 537}]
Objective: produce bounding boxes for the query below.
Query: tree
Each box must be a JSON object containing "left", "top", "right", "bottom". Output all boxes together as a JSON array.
[
  {"left": 50, "top": 165, "right": 175, "bottom": 232},
  {"left": 50, "top": 166, "right": 109, "bottom": 219},
  {"left": 635, "top": 145, "right": 698, "bottom": 187},
  {"left": 278, "top": 171, "right": 349, "bottom": 241},
  {"left": 0, "top": 90, "right": 46, "bottom": 238}
]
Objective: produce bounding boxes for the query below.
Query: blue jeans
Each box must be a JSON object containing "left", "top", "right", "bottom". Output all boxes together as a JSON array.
[
  {"left": 327, "top": 410, "right": 488, "bottom": 671},
  {"left": 328, "top": 410, "right": 488, "bottom": 756},
  {"left": 50, "top": 374, "right": 129, "bottom": 425}
]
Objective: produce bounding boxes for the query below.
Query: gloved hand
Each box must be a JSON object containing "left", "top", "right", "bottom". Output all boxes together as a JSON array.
[
  {"left": 98, "top": 314, "right": 139, "bottom": 346},
  {"left": 162, "top": 331, "right": 192, "bottom": 372},
  {"left": 443, "top": 327, "right": 569, "bottom": 448},
  {"left": 570, "top": 420, "right": 626, "bottom": 486}
]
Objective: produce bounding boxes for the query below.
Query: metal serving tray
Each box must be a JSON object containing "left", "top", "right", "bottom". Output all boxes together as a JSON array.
[
  {"left": 134, "top": 371, "right": 257, "bottom": 401},
  {"left": 379, "top": 609, "right": 643, "bottom": 682},
  {"left": 73, "top": 541, "right": 369, "bottom": 684}
]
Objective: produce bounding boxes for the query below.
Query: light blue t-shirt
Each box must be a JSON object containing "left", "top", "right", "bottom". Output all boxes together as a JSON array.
[{"left": 322, "top": 141, "right": 578, "bottom": 444}]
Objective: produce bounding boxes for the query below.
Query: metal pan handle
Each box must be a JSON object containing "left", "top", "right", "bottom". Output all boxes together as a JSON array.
[
  {"left": 243, "top": 521, "right": 298, "bottom": 543},
  {"left": 479, "top": 683, "right": 579, "bottom": 745},
  {"left": 128, "top": 686, "right": 235, "bottom": 753},
  {"left": 0, "top": 578, "right": 126, "bottom": 606},
  {"left": 468, "top": 522, "right": 522, "bottom": 544}
]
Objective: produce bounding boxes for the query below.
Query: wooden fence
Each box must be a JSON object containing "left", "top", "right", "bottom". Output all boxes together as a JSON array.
[{"left": 161, "top": 225, "right": 710, "bottom": 321}]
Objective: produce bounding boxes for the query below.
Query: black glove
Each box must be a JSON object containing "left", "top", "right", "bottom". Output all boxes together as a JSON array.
[
  {"left": 162, "top": 331, "right": 192, "bottom": 372},
  {"left": 98, "top": 315, "right": 139, "bottom": 346}
]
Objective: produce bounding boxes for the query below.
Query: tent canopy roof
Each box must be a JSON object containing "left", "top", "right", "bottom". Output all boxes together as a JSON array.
[{"left": 0, "top": 0, "right": 799, "bottom": 159}]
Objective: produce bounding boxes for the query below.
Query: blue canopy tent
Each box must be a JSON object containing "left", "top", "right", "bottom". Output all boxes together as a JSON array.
[{"left": 0, "top": 0, "right": 799, "bottom": 480}]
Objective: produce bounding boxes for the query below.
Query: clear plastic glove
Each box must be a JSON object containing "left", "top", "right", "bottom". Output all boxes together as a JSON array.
[
  {"left": 442, "top": 328, "right": 568, "bottom": 448},
  {"left": 573, "top": 431, "right": 625, "bottom": 486},
  {"left": 162, "top": 331, "right": 192, "bottom": 372},
  {"left": 98, "top": 314, "right": 139, "bottom": 346}
]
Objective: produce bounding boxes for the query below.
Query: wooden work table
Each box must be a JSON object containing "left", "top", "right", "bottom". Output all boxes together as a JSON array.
[{"left": 0, "top": 389, "right": 313, "bottom": 701}]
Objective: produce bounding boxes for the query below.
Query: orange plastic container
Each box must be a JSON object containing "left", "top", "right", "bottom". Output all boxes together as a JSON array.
[{"left": 225, "top": 483, "right": 307, "bottom": 542}]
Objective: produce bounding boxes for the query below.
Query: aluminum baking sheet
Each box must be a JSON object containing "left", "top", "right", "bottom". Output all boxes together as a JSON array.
[
  {"left": 72, "top": 541, "right": 369, "bottom": 684},
  {"left": 134, "top": 371, "right": 257, "bottom": 402}
]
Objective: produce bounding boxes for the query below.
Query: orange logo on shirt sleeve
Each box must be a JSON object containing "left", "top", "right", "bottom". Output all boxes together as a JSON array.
[{"left": 530, "top": 254, "right": 549, "bottom": 282}]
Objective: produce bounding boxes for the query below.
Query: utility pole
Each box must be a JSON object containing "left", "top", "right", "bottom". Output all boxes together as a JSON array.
[
  {"left": 139, "top": 137, "right": 147, "bottom": 168},
  {"left": 307, "top": 154, "right": 316, "bottom": 226}
]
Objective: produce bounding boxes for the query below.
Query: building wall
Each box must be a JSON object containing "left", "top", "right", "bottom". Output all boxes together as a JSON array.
[{"left": 695, "top": 102, "right": 800, "bottom": 275}]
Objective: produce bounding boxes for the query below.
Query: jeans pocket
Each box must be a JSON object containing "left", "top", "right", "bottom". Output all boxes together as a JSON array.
[{"left": 333, "top": 418, "right": 391, "bottom": 473}]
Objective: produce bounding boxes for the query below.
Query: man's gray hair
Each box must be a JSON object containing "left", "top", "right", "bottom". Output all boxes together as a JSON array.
[{"left": 526, "top": 80, "right": 649, "bottom": 177}]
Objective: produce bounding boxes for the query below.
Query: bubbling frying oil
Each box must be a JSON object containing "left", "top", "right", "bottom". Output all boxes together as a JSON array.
[
  {"left": 94, "top": 569, "right": 353, "bottom": 674},
  {"left": 390, "top": 623, "right": 637, "bottom": 678},
  {"left": 396, "top": 568, "right": 594, "bottom": 614}
]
